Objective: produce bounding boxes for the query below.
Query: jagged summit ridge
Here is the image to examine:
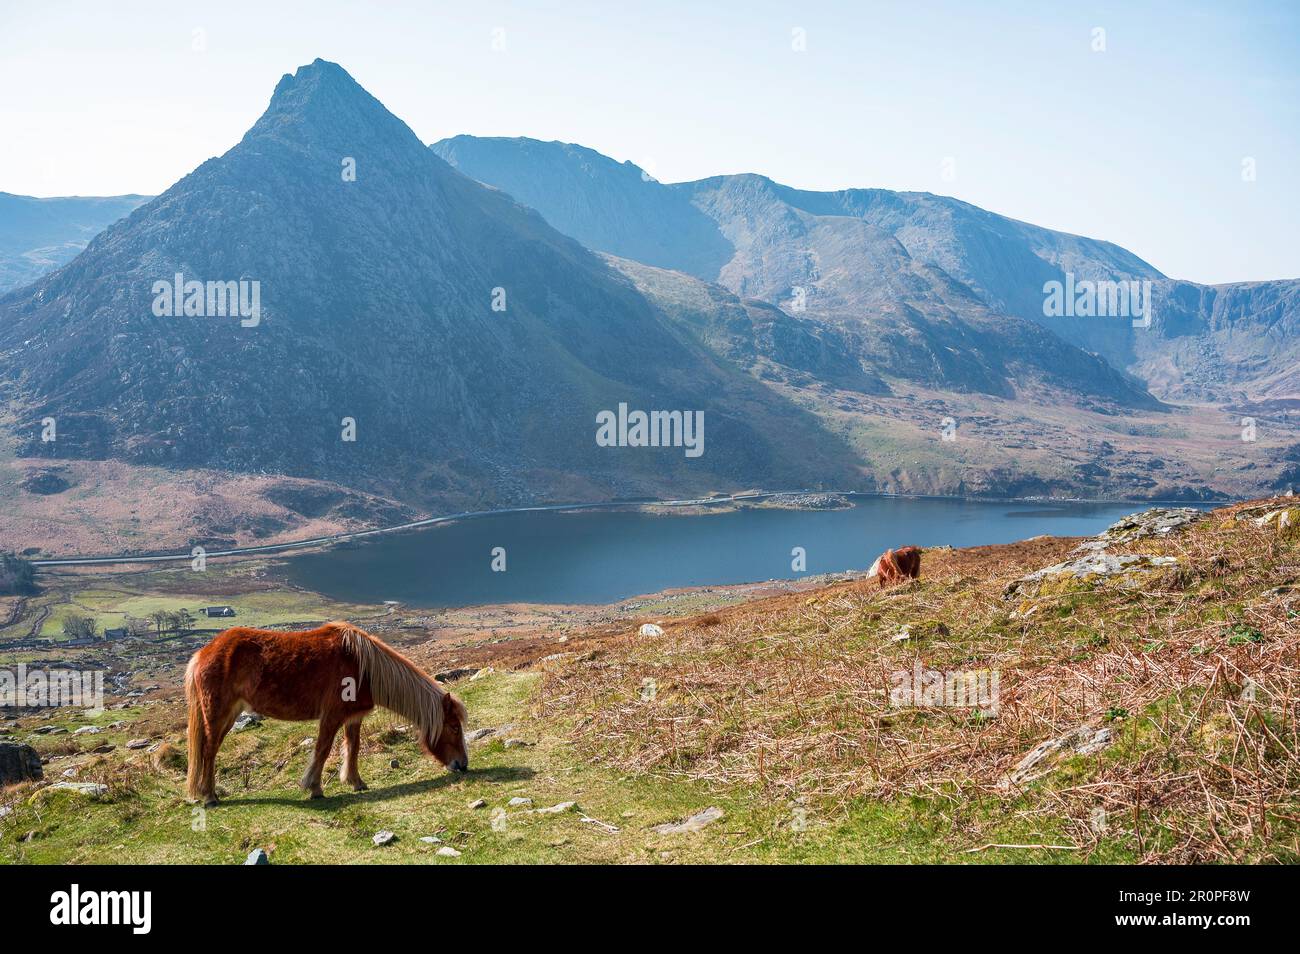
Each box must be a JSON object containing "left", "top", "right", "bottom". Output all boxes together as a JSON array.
[{"left": 244, "top": 59, "right": 425, "bottom": 159}]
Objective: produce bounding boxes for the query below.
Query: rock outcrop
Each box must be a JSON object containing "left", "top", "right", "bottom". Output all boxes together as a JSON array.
[{"left": 0, "top": 742, "right": 43, "bottom": 786}]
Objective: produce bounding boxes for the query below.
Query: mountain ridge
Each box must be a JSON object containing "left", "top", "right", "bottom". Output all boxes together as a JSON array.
[
  {"left": 431, "top": 134, "right": 1298, "bottom": 405},
  {"left": 0, "top": 60, "right": 864, "bottom": 509}
]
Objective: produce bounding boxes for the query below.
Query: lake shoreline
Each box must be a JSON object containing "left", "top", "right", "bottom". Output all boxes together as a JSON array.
[
  {"left": 275, "top": 496, "right": 1213, "bottom": 610},
  {"left": 29, "top": 488, "right": 1229, "bottom": 569}
]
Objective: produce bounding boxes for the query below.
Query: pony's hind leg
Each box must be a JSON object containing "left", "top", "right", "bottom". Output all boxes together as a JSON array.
[
  {"left": 301, "top": 713, "right": 344, "bottom": 799},
  {"left": 339, "top": 714, "right": 369, "bottom": 791},
  {"left": 199, "top": 699, "right": 244, "bottom": 807}
]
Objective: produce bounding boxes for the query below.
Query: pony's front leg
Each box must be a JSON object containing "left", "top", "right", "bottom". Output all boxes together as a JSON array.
[
  {"left": 339, "top": 714, "right": 369, "bottom": 791},
  {"left": 301, "top": 714, "right": 344, "bottom": 799}
]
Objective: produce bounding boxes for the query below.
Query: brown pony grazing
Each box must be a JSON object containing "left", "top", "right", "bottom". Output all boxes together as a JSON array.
[
  {"left": 870, "top": 546, "right": 923, "bottom": 589},
  {"left": 184, "top": 621, "right": 468, "bottom": 807}
]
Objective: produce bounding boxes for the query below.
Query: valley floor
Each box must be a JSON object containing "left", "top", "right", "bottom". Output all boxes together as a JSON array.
[
  {"left": 2, "top": 497, "right": 1298, "bottom": 863},
  {"left": 4, "top": 387, "right": 1297, "bottom": 561}
]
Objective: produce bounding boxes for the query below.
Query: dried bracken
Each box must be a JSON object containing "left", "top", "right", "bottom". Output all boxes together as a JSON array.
[{"left": 540, "top": 498, "right": 1300, "bottom": 862}]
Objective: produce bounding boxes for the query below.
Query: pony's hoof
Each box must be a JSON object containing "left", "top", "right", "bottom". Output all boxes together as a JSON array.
[
  {"left": 203, "top": 797, "right": 219, "bottom": 808},
  {"left": 351, "top": 781, "right": 369, "bottom": 792},
  {"left": 308, "top": 788, "right": 325, "bottom": 800}
]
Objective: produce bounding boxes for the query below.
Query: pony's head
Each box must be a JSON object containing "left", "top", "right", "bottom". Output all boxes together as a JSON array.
[{"left": 423, "top": 691, "right": 469, "bottom": 773}]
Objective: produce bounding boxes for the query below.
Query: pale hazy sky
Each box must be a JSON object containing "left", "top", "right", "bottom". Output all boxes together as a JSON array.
[{"left": 1, "top": 0, "right": 1296, "bottom": 284}]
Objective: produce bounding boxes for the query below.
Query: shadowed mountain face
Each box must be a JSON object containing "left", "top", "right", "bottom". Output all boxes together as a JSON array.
[
  {"left": 432, "top": 136, "right": 735, "bottom": 279},
  {"left": 432, "top": 136, "right": 1300, "bottom": 404},
  {"left": 0, "top": 61, "right": 864, "bottom": 506},
  {"left": 0, "top": 193, "right": 150, "bottom": 294}
]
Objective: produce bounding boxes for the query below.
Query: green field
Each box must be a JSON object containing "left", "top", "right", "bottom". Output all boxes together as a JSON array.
[
  {"left": 2, "top": 563, "right": 378, "bottom": 644},
  {"left": 1, "top": 670, "right": 1119, "bottom": 864}
]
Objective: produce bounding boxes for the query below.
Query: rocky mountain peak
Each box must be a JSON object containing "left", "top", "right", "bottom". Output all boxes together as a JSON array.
[{"left": 245, "top": 59, "right": 425, "bottom": 161}]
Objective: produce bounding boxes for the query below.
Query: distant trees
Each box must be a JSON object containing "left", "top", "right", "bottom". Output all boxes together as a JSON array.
[
  {"left": 126, "top": 617, "right": 153, "bottom": 637},
  {"left": 61, "top": 615, "right": 98, "bottom": 641},
  {"left": 0, "top": 552, "right": 37, "bottom": 595},
  {"left": 146, "top": 608, "right": 197, "bottom": 636}
]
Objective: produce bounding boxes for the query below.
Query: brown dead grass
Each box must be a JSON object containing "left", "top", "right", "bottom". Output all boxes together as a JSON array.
[{"left": 540, "top": 498, "right": 1300, "bottom": 862}]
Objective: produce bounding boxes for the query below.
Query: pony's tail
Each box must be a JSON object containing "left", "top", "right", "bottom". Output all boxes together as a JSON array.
[{"left": 184, "top": 653, "right": 204, "bottom": 800}]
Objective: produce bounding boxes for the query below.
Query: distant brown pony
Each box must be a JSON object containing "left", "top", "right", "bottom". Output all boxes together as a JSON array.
[
  {"left": 184, "top": 621, "right": 468, "bottom": 807},
  {"left": 870, "top": 546, "right": 922, "bottom": 589}
]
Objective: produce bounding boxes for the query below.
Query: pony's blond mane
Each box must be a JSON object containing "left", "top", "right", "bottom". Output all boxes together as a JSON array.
[{"left": 335, "top": 622, "right": 445, "bottom": 740}]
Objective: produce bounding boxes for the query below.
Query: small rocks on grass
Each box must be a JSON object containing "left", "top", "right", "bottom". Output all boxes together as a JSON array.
[
  {"left": 469, "top": 667, "right": 494, "bottom": 681},
  {"left": 579, "top": 814, "right": 621, "bottom": 834},
  {"left": 1000, "top": 724, "right": 1114, "bottom": 788},
  {"left": 47, "top": 782, "right": 108, "bottom": 798},
  {"left": 434, "top": 667, "right": 477, "bottom": 683},
  {"left": 1255, "top": 507, "right": 1298, "bottom": 533},
  {"left": 638, "top": 623, "right": 665, "bottom": 637},
  {"left": 125, "top": 739, "right": 150, "bottom": 750},
  {"left": 649, "top": 806, "right": 724, "bottom": 835},
  {"left": 502, "top": 738, "right": 534, "bottom": 749},
  {"left": 72, "top": 726, "right": 101, "bottom": 736},
  {"left": 1101, "top": 507, "right": 1206, "bottom": 543},
  {"left": 891, "top": 620, "right": 950, "bottom": 642},
  {"left": 419, "top": 835, "right": 442, "bottom": 844},
  {"left": 233, "top": 713, "right": 262, "bottom": 731},
  {"left": 467, "top": 798, "right": 486, "bottom": 809},
  {"left": 90, "top": 744, "right": 115, "bottom": 754},
  {"left": 244, "top": 848, "right": 270, "bottom": 865},
  {"left": 532, "top": 801, "right": 576, "bottom": 815},
  {"left": 1004, "top": 552, "right": 1178, "bottom": 598},
  {"left": 299, "top": 737, "right": 314, "bottom": 748},
  {"left": 372, "top": 830, "right": 397, "bottom": 846},
  {"left": 506, "top": 796, "right": 533, "bottom": 808},
  {"left": 435, "top": 845, "right": 462, "bottom": 857},
  {"left": 389, "top": 758, "right": 400, "bottom": 769},
  {"left": 32, "top": 726, "right": 66, "bottom": 735},
  {"left": 465, "top": 727, "right": 497, "bottom": 743}
]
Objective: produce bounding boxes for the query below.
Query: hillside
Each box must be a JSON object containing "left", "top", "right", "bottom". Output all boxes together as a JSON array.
[
  {"left": 609, "top": 255, "right": 1290, "bottom": 501},
  {"left": 545, "top": 498, "right": 1300, "bottom": 862},
  {"left": 1134, "top": 279, "right": 1300, "bottom": 403},
  {"left": 433, "top": 136, "right": 1300, "bottom": 407},
  {"left": 434, "top": 138, "right": 1159, "bottom": 407},
  {"left": 2, "top": 497, "right": 1296, "bottom": 863}
]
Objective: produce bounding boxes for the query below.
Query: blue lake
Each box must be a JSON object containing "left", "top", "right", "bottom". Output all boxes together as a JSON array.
[{"left": 277, "top": 496, "right": 1194, "bottom": 608}]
